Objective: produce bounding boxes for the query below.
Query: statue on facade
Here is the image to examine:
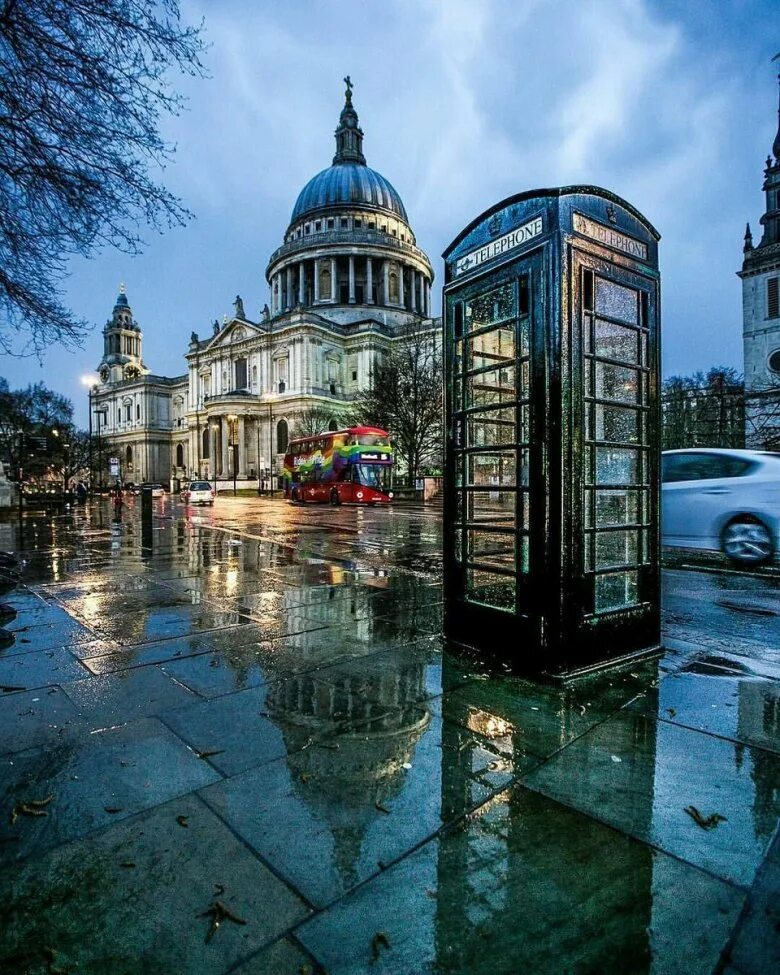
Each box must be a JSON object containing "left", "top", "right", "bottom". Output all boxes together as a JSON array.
[
  {"left": 190, "top": 331, "right": 199, "bottom": 346},
  {"left": 212, "top": 319, "right": 220, "bottom": 335},
  {"left": 233, "top": 295, "right": 246, "bottom": 320},
  {"left": 262, "top": 303, "right": 270, "bottom": 321}
]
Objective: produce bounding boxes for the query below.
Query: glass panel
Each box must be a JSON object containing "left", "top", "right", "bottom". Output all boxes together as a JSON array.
[
  {"left": 595, "top": 278, "right": 638, "bottom": 324},
  {"left": 595, "top": 490, "right": 639, "bottom": 526},
  {"left": 467, "top": 529, "right": 515, "bottom": 570},
  {"left": 468, "top": 327, "right": 515, "bottom": 371},
  {"left": 454, "top": 528, "right": 462, "bottom": 563},
  {"left": 595, "top": 571, "right": 639, "bottom": 613},
  {"left": 594, "top": 319, "right": 639, "bottom": 364},
  {"left": 467, "top": 490, "right": 515, "bottom": 528},
  {"left": 583, "top": 314, "right": 593, "bottom": 355},
  {"left": 468, "top": 366, "right": 515, "bottom": 409},
  {"left": 518, "top": 318, "right": 530, "bottom": 357},
  {"left": 454, "top": 338, "right": 464, "bottom": 375},
  {"left": 595, "top": 405, "right": 639, "bottom": 443},
  {"left": 595, "top": 447, "right": 639, "bottom": 485},
  {"left": 467, "top": 408, "right": 515, "bottom": 448},
  {"left": 595, "top": 530, "right": 639, "bottom": 569},
  {"left": 584, "top": 532, "right": 592, "bottom": 571},
  {"left": 594, "top": 362, "right": 639, "bottom": 403},
  {"left": 465, "top": 283, "right": 516, "bottom": 331},
  {"left": 466, "top": 569, "right": 515, "bottom": 610},
  {"left": 519, "top": 449, "right": 530, "bottom": 487},
  {"left": 519, "top": 403, "right": 529, "bottom": 444},
  {"left": 466, "top": 452, "right": 516, "bottom": 486}
]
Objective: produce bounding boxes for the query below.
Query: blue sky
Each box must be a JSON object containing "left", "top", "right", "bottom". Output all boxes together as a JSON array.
[{"left": 2, "top": 0, "right": 777, "bottom": 425}]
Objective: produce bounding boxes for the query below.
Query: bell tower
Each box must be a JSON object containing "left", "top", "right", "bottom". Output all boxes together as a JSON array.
[
  {"left": 97, "top": 285, "right": 148, "bottom": 385},
  {"left": 741, "top": 68, "right": 780, "bottom": 447}
]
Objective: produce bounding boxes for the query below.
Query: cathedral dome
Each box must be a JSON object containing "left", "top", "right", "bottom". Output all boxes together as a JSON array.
[{"left": 291, "top": 163, "right": 408, "bottom": 224}]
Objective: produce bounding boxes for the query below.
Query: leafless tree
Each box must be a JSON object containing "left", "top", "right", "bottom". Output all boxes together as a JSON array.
[
  {"left": 0, "top": 0, "right": 207, "bottom": 355},
  {"left": 661, "top": 367, "right": 744, "bottom": 450},
  {"left": 293, "top": 403, "right": 348, "bottom": 439},
  {"left": 352, "top": 321, "right": 443, "bottom": 482},
  {"left": 0, "top": 377, "right": 75, "bottom": 480}
]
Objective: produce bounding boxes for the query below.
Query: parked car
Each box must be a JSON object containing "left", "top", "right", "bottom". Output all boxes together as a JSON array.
[
  {"left": 661, "top": 448, "right": 780, "bottom": 565},
  {"left": 181, "top": 480, "right": 215, "bottom": 506},
  {"left": 139, "top": 482, "right": 165, "bottom": 498}
]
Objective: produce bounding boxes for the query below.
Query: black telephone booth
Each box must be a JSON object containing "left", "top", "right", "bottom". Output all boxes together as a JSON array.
[{"left": 442, "top": 187, "right": 661, "bottom": 677}]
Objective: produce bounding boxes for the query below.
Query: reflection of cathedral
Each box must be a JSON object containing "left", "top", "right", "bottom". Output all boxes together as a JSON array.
[{"left": 87, "top": 80, "right": 440, "bottom": 486}]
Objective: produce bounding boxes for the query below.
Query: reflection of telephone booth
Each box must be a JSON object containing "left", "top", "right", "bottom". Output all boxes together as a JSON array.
[{"left": 442, "top": 187, "right": 661, "bottom": 676}]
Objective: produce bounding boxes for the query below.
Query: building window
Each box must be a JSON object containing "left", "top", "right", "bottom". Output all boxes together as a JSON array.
[
  {"left": 355, "top": 218, "right": 362, "bottom": 228},
  {"left": 136, "top": 404, "right": 140, "bottom": 419},
  {"left": 176, "top": 444, "right": 184, "bottom": 467},
  {"left": 328, "top": 218, "right": 334, "bottom": 229},
  {"left": 276, "top": 419, "right": 288, "bottom": 454},
  {"left": 125, "top": 404, "right": 131, "bottom": 422},
  {"left": 315, "top": 220, "right": 321, "bottom": 231},
  {"left": 769, "top": 350, "right": 780, "bottom": 373},
  {"left": 328, "top": 418, "right": 338, "bottom": 431},
  {"left": 369, "top": 220, "right": 375, "bottom": 230},
  {"left": 202, "top": 427, "right": 210, "bottom": 459},
  {"left": 251, "top": 365, "right": 257, "bottom": 387},
  {"left": 235, "top": 357, "right": 248, "bottom": 389},
  {"left": 341, "top": 218, "right": 348, "bottom": 229},
  {"left": 125, "top": 445, "right": 133, "bottom": 470},
  {"left": 319, "top": 266, "right": 332, "bottom": 300},
  {"left": 352, "top": 370, "right": 357, "bottom": 381},
  {"left": 768, "top": 277, "right": 779, "bottom": 320}
]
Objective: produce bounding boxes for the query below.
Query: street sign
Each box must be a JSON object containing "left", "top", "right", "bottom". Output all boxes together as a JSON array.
[{"left": 109, "top": 457, "right": 119, "bottom": 476}]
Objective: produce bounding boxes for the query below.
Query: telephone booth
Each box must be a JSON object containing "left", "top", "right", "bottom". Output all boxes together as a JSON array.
[{"left": 442, "top": 187, "right": 661, "bottom": 677}]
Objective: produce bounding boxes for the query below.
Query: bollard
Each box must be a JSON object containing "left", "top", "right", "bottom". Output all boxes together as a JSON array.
[{"left": 141, "top": 485, "right": 153, "bottom": 558}]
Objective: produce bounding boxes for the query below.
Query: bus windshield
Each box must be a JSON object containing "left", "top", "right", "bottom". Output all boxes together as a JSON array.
[
  {"left": 352, "top": 434, "right": 389, "bottom": 447},
  {"left": 355, "top": 465, "right": 392, "bottom": 492}
]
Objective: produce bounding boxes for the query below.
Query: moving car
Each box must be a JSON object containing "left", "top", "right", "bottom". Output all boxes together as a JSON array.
[
  {"left": 181, "top": 480, "right": 215, "bottom": 506},
  {"left": 661, "top": 448, "right": 780, "bottom": 565},
  {"left": 139, "top": 482, "right": 165, "bottom": 498}
]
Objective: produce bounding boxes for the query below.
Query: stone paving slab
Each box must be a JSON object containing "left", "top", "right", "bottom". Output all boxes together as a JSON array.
[{"left": 0, "top": 794, "right": 309, "bottom": 974}]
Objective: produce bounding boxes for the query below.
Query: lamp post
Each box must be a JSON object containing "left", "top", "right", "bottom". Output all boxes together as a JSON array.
[
  {"left": 81, "top": 376, "right": 97, "bottom": 493},
  {"left": 227, "top": 414, "right": 238, "bottom": 496}
]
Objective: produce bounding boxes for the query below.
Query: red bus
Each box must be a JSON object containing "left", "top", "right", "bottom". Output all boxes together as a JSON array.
[{"left": 283, "top": 426, "right": 394, "bottom": 505}]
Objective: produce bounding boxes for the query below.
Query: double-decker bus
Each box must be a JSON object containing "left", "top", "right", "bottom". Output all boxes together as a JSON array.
[{"left": 283, "top": 426, "right": 393, "bottom": 505}]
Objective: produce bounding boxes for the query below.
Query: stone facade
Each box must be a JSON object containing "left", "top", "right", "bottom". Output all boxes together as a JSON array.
[
  {"left": 89, "top": 83, "right": 440, "bottom": 487},
  {"left": 741, "top": 74, "right": 780, "bottom": 447}
]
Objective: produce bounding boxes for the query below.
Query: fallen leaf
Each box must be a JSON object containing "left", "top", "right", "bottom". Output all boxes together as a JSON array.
[
  {"left": 666, "top": 707, "right": 677, "bottom": 718},
  {"left": 374, "top": 801, "right": 390, "bottom": 814},
  {"left": 198, "top": 899, "right": 247, "bottom": 944},
  {"left": 197, "top": 749, "right": 225, "bottom": 759},
  {"left": 121, "top": 861, "right": 136, "bottom": 868},
  {"left": 176, "top": 815, "right": 189, "bottom": 828},
  {"left": 371, "top": 931, "right": 390, "bottom": 964},
  {"left": 104, "top": 806, "right": 124, "bottom": 814},
  {"left": 684, "top": 805, "right": 727, "bottom": 830}
]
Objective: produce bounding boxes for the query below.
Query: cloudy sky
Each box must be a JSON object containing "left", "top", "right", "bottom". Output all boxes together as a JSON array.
[{"left": 2, "top": 0, "right": 778, "bottom": 424}]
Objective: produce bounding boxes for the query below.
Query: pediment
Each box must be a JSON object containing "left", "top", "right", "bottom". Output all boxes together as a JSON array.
[{"left": 206, "top": 318, "right": 263, "bottom": 349}]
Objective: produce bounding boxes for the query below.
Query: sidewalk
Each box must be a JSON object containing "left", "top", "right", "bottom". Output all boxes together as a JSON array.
[{"left": 0, "top": 500, "right": 778, "bottom": 974}]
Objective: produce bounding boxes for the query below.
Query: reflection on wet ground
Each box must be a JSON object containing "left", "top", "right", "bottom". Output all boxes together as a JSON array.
[{"left": 0, "top": 498, "right": 778, "bottom": 973}]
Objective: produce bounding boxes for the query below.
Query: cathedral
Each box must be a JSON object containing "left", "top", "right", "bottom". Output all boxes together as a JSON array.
[
  {"left": 89, "top": 81, "right": 439, "bottom": 487},
  {"left": 742, "top": 72, "right": 780, "bottom": 447}
]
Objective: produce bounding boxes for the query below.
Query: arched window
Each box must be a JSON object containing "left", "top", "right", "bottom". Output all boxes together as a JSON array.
[
  {"left": 276, "top": 419, "right": 289, "bottom": 454},
  {"left": 389, "top": 270, "right": 399, "bottom": 303},
  {"left": 202, "top": 426, "right": 210, "bottom": 460},
  {"left": 176, "top": 443, "right": 184, "bottom": 468},
  {"left": 125, "top": 445, "right": 133, "bottom": 470},
  {"left": 320, "top": 266, "right": 332, "bottom": 300},
  {"left": 328, "top": 418, "right": 338, "bottom": 432}
]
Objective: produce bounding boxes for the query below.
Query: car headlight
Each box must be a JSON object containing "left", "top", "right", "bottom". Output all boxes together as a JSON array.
[{"left": 388, "top": 491, "right": 394, "bottom": 498}]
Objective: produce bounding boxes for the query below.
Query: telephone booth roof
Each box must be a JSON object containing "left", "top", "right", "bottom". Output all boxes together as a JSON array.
[{"left": 443, "top": 185, "right": 660, "bottom": 261}]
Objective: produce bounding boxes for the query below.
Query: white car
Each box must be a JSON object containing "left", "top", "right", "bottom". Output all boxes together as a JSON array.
[
  {"left": 662, "top": 448, "right": 780, "bottom": 565},
  {"left": 182, "top": 480, "right": 215, "bottom": 506}
]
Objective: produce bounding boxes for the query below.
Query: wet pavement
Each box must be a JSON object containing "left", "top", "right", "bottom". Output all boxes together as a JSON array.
[{"left": 0, "top": 496, "right": 778, "bottom": 974}]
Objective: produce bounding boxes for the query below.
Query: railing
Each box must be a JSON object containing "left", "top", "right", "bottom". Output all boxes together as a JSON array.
[{"left": 267, "top": 229, "right": 432, "bottom": 268}]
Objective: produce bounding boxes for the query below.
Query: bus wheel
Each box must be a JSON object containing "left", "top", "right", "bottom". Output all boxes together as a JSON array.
[{"left": 330, "top": 489, "right": 341, "bottom": 506}]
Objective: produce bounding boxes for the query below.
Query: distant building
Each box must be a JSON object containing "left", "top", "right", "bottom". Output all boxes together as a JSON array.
[
  {"left": 741, "top": 71, "right": 780, "bottom": 448},
  {"left": 90, "top": 81, "right": 439, "bottom": 486}
]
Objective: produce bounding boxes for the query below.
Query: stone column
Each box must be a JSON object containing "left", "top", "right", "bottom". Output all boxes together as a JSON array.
[
  {"left": 330, "top": 258, "right": 337, "bottom": 302},
  {"left": 210, "top": 423, "right": 218, "bottom": 477},
  {"left": 314, "top": 260, "right": 320, "bottom": 302},
  {"left": 366, "top": 257, "right": 374, "bottom": 303},
  {"left": 348, "top": 256, "right": 355, "bottom": 303},
  {"left": 383, "top": 260, "right": 390, "bottom": 306},
  {"left": 221, "top": 417, "right": 229, "bottom": 478},
  {"left": 410, "top": 269, "right": 417, "bottom": 312},
  {"left": 399, "top": 265, "right": 405, "bottom": 308},
  {"left": 238, "top": 416, "right": 246, "bottom": 476},
  {"left": 298, "top": 262, "right": 305, "bottom": 305},
  {"left": 286, "top": 267, "right": 293, "bottom": 310},
  {"left": 272, "top": 275, "right": 278, "bottom": 314}
]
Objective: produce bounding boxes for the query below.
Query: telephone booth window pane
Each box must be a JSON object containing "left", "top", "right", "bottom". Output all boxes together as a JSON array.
[
  {"left": 467, "top": 529, "right": 515, "bottom": 570},
  {"left": 468, "top": 327, "right": 515, "bottom": 371},
  {"left": 465, "top": 284, "right": 516, "bottom": 330},
  {"left": 468, "top": 490, "right": 516, "bottom": 527},
  {"left": 454, "top": 528, "right": 463, "bottom": 563},
  {"left": 594, "top": 489, "right": 640, "bottom": 526},
  {"left": 467, "top": 408, "right": 515, "bottom": 447},
  {"left": 467, "top": 569, "right": 515, "bottom": 610},
  {"left": 468, "top": 366, "right": 516, "bottom": 409},
  {"left": 594, "top": 319, "right": 639, "bottom": 363},
  {"left": 595, "top": 447, "right": 639, "bottom": 485},
  {"left": 518, "top": 318, "right": 530, "bottom": 357},
  {"left": 594, "top": 363, "right": 640, "bottom": 403},
  {"left": 595, "top": 405, "right": 640, "bottom": 443},
  {"left": 467, "top": 452, "right": 516, "bottom": 486},
  {"left": 595, "top": 530, "right": 639, "bottom": 569},
  {"left": 595, "top": 279, "right": 638, "bottom": 324},
  {"left": 595, "top": 571, "right": 639, "bottom": 613}
]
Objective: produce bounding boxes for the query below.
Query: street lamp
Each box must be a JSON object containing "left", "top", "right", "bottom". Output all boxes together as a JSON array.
[
  {"left": 227, "top": 414, "right": 238, "bottom": 496},
  {"left": 81, "top": 375, "right": 98, "bottom": 493}
]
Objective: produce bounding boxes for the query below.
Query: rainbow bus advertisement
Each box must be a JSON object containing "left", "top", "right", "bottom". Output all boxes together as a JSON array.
[{"left": 283, "top": 426, "right": 393, "bottom": 505}]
